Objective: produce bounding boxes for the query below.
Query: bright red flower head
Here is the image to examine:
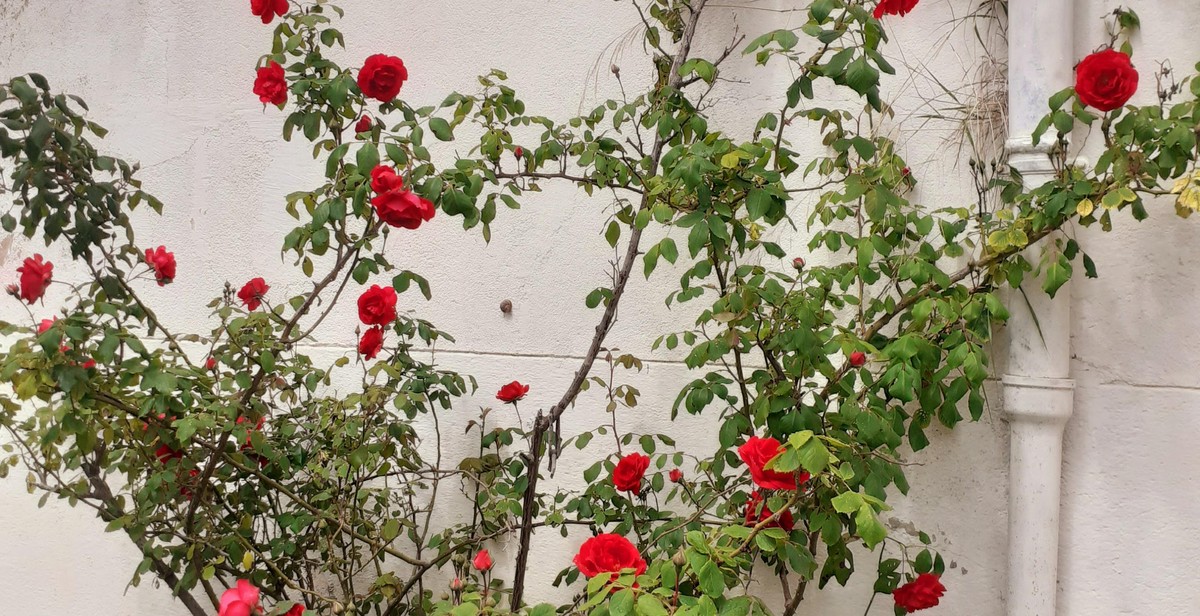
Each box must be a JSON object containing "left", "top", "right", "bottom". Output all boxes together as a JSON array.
[
  {"left": 155, "top": 444, "right": 183, "bottom": 464},
  {"left": 144, "top": 246, "right": 176, "bottom": 286},
  {"left": 284, "top": 604, "right": 306, "bottom": 616},
  {"left": 573, "top": 534, "right": 647, "bottom": 580},
  {"left": 16, "top": 255, "right": 53, "bottom": 304},
  {"left": 496, "top": 381, "right": 529, "bottom": 404},
  {"left": 669, "top": 468, "right": 683, "bottom": 483},
  {"left": 472, "top": 549, "right": 494, "bottom": 572},
  {"left": 743, "top": 490, "right": 795, "bottom": 532},
  {"left": 612, "top": 452, "right": 650, "bottom": 492},
  {"left": 359, "top": 326, "right": 384, "bottom": 360},
  {"left": 253, "top": 60, "right": 287, "bottom": 106},
  {"left": 873, "top": 0, "right": 919, "bottom": 19},
  {"left": 893, "top": 573, "right": 946, "bottom": 613},
  {"left": 849, "top": 351, "right": 867, "bottom": 367},
  {"left": 1075, "top": 49, "right": 1139, "bottom": 112},
  {"left": 357, "top": 285, "right": 397, "bottom": 326},
  {"left": 355, "top": 116, "right": 374, "bottom": 135},
  {"left": 238, "top": 277, "right": 270, "bottom": 311},
  {"left": 37, "top": 318, "right": 56, "bottom": 334},
  {"left": 514, "top": 146, "right": 524, "bottom": 159},
  {"left": 218, "top": 579, "right": 261, "bottom": 616},
  {"left": 738, "top": 436, "right": 807, "bottom": 491},
  {"left": 370, "top": 165, "right": 405, "bottom": 194},
  {"left": 206, "top": 356, "right": 218, "bottom": 370},
  {"left": 358, "top": 54, "right": 408, "bottom": 102},
  {"left": 371, "top": 188, "right": 436, "bottom": 230},
  {"left": 250, "top": 0, "right": 288, "bottom": 24}
]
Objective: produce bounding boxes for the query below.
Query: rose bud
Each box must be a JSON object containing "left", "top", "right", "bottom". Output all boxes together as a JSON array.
[
  {"left": 849, "top": 351, "right": 867, "bottom": 367},
  {"left": 472, "top": 549, "right": 494, "bottom": 572},
  {"left": 669, "top": 468, "right": 683, "bottom": 483},
  {"left": 514, "top": 146, "right": 524, "bottom": 159},
  {"left": 792, "top": 257, "right": 805, "bottom": 270},
  {"left": 449, "top": 577, "right": 464, "bottom": 591}
]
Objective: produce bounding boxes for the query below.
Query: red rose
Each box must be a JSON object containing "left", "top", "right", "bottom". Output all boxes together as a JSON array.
[
  {"left": 218, "top": 580, "right": 261, "bottom": 616},
  {"left": 155, "top": 444, "right": 183, "bottom": 464},
  {"left": 669, "top": 468, "right": 683, "bottom": 483},
  {"left": 37, "top": 318, "right": 56, "bottom": 334},
  {"left": 1075, "top": 49, "right": 1139, "bottom": 112},
  {"left": 284, "top": 605, "right": 306, "bottom": 616},
  {"left": 205, "top": 357, "right": 218, "bottom": 370},
  {"left": 849, "top": 351, "right": 867, "bottom": 367},
  {"left": 238, "top": 277, "right": 269, "bottom": 311},
  {"left": 792, "top": 257, "right": 805, "bottom": 270},
  {"left": 355, "top": 116, "right": 374, "bottom": 135},
  {"left": 514, "top": 146, "right": 524, "bottom": 159},
  {"left": 738, "top": 436, "right": 807, "bottom": 490},
  {"left": 144, "top": 246, "right": 176, "bottom": 286},
  {"left": 472, "top": 549, "right": 493, "bottom": 572},
  {"left": 744, "top": 490, "right": 794, "bottom": 532},
  {"left": 612, "top": 453, "right": 650, "bottom": 492},
  {"left": 357, "top": 54, "right": 408, "bottom": 102},
  {"left": 573, "top": 534, "right": 647, "bottom": 580},
  {"left": 873, "top": 0, "right": 918, "bottom": 18},
  {"left": 357, "top": 285, "right": 397, "bottom": 326},
  {"left": 359, "top": 326, "right": 384, "bottom": 359},
  {"left": 253, "top": 60, "right": 287, "bottom": 106},
  {"left": 250, "top": 0, "right": 288, "bottom": 24},
  {"left": 496, "top": 381, "right": 529, "bottom": 404},
  {"left": 371, "top": 188, "right": 436, "bottom": 230},
  {"left": 16, "top": 255, "right": 53, "bottom": 304},
  {"left": 370, "top": 165, "right": 404, "bottom": 194},
  {"left": 893, "top": 573, "right": 946, "bottom": 613}
]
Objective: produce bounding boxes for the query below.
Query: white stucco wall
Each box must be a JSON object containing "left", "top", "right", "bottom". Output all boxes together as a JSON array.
[{"left": 0, "top": 1, "right": 1197, "bottom": 614}]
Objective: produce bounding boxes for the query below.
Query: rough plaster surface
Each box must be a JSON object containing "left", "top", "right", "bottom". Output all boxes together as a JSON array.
[{"left": 0, "top": 0, "right": 1196, "bottom": 614}]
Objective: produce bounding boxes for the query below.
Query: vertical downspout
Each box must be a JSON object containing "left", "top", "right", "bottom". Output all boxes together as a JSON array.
[{"left": 1002, "top": 0, "right": 1076, "bottom": 615}]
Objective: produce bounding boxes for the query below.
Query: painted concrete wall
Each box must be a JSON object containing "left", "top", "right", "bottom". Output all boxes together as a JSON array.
[{"left": 0, "top": 0, "right": 1195, "bottom": 614}]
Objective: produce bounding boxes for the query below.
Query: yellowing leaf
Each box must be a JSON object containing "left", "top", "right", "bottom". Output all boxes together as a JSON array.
[
  {"left": 1076, "top": 198, "right": 1095, "bottom": 217},
  {"left": 720, "top": 151, "right": 743, "bottom": 169},
  {"left": 242, "top": 551, "right": 254, "bottom": 570}
]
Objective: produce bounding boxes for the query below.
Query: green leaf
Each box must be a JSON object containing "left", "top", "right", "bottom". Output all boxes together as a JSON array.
[
  {"left": 429, "top": 117, "right": 453, "bottom": 141},
  {"left": 831, "top": 491, "right": 864, "bottom": 514},
  {"left": 610, "top": 588, "right": 635, "bottom": 616},
  {"left": 845, "top": 57, "right": 879, "bottom": 95},
  {"left": 855, "top": 503, "right": 886, "bottom": 548}
]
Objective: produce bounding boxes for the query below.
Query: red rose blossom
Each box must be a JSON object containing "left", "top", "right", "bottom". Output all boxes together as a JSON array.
[
  {"left": 1075, "top": 49, "right": 1139, "bottom": 112},
  {"left": 238, "top": 277, "right": 270, "bottom": 311},
  {"left": 218, "top": 580, "right": 261, "bottom": 616},
  {"left": 496, "top": 381, "right": 529, "bottom": 404},
  {"left": 250, "top": 0, "right": 288, "bottom": 24},
  {"left": 37, "top": 318, "right": 56, "bottom": 334},
  {"left": 144, "top": 246, "right": 176, "bottom": 286},
  {"left": 669, "top": 468, "right": 683, "bottom": 483},
  {"left": 873, "top": 0, "right": 919, "bottom": 19},
  {"left": 893, "top": 573, "right": 946, "bottom": 613},
  {"left": 371, "top": 188, "right": 436, "bottom": 230},
  {"left": 358, "top": 54, "right": 408, "bottom": 102},
  {"left": 16, "top": 255, "right": 53, "bottom": 304},
  {"left": 359, "top": 326, "right": 384, "bottom": 360},
  {"left": 357, "top": 285, "right": 397, "bottom": 326},
  {"left": 284, "top": 604, "right": 306, "bottom": 616},
  {"left": 849, "top": 351, "right": 867, "bottom": 367},
  {"left": 155, "top": 444, "right": 183, "bottom": 464},
  {"left": 355, "top": 116, "right": 374, "bottom": 135},
  {"left": 611, "top": 452, "right": 650, "bottom": 492},
  {"left": 738, "top": 436, "right": 808, "bottom": 490},
  {"left": 254, "top": 60, "right": 287, "bottom": 106},
  {"left": 744, "top": 490, "right": 795, "bottom": 532},
  {"left": 573, "top": 533, "right": 647, "bottom": 580},
  {"left": 370, "top": 165, "right": 404, "bottom": 193},
  {"left": 472, "top": 549, "right": 494, "bottom": 572}
]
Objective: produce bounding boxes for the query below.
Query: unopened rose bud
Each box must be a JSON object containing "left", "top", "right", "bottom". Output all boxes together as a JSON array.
[
  {"left": 669, "top": 468, "right": 683, "bottom": 483},
  {"left": 450, "top": 577, "right": 464, "bottom": 591},
  {"left": 472, "top": 549, "right": 494, "bottom": 572},
  {"left": 792, "top": 257, "right": 805, "bottom": 270},
  {"left": 849, "top": 351, "right": 867, "bottom": 368},
  {"left": 514, "top": 146, "right": 524, "bottom": 159},
  {"left": 672, "top": 549, "right": 687, "bottom": 567},
  {"left": 5, "top": 284, "right": 18, "bottom": 297},
  {"left": 205, "top": 357, "right": 217, "bottom": 370},
  {"left": 901, "top": 167, "right": 911, "bottom": 177},
  {"left": 611, "top": 64, "right": 620, "bottom": 76}
]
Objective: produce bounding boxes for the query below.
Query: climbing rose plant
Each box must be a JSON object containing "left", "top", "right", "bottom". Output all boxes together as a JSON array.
[{"left": 0, "top": 1, "right": 1187, "bottom": 615}]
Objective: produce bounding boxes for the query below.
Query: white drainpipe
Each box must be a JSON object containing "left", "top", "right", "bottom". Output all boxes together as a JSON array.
[{"left": 1002, "top": 0, "right": 1076, "bottom": 615}]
